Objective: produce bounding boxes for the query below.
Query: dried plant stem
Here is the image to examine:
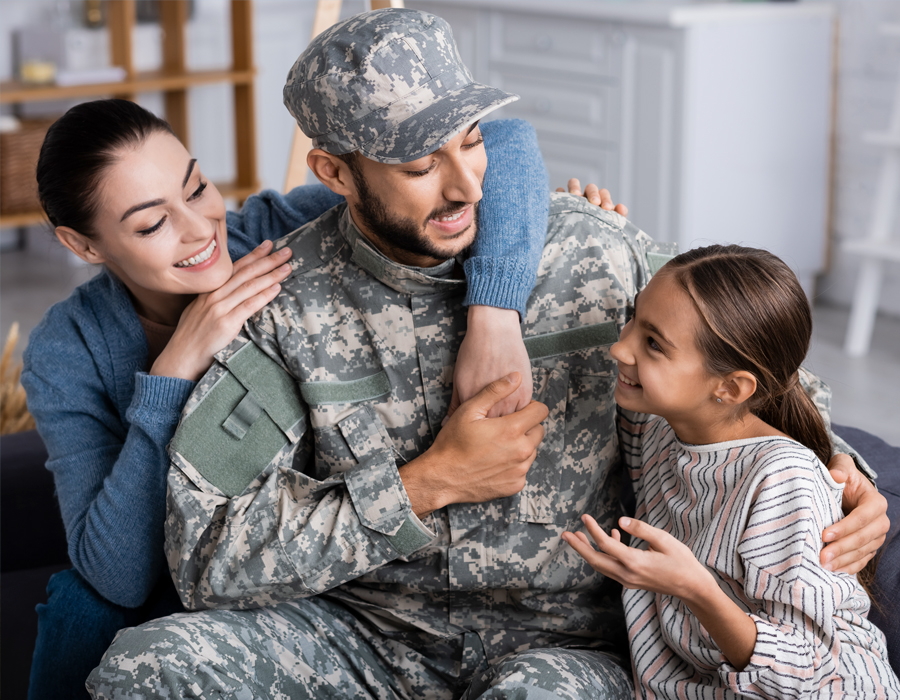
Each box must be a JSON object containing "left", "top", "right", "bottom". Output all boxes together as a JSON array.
[{"left": 1, "top": 322, "right": 36, "bottom": 435}]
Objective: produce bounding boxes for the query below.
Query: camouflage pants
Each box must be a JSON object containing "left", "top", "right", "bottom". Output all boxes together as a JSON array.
[{"left": 87, "top": 596, "right": 632, "bottom": 699}]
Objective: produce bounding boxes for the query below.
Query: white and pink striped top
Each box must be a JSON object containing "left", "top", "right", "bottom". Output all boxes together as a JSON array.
[{"left": 619, "top": 410, "right": 900, "bottom": 699}]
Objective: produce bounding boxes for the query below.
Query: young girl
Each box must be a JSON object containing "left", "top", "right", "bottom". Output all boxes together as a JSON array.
[{"left": 563, "top": 245, "right": 900, "bottom": 698}]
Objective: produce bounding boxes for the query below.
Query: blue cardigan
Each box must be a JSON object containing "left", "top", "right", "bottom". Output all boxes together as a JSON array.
[{"left": 21, "top": 119, "right": 548, "bottom": 607}]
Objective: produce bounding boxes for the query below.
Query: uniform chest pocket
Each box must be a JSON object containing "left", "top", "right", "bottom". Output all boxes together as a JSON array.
[
  {"left": 518, "top": 367, "right": 569, "bottom": 524},
  {"left": 299, "top": 371, "right": 395, "bottom": 478},
  {"left": 516, "top": 321, "right": 619, "bottom": 525}
]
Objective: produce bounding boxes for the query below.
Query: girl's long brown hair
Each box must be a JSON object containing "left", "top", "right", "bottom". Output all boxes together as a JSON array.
[{"left": 664, "top": 245, "right": 833, "bottom": 466}]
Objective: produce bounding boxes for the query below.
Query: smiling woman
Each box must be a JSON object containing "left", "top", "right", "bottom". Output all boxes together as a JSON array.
[
  {"left": 20, "top": 98, "right": 554, "bottom": 699},
  {"left": 56, "top": 134, "right": 235, "bottom": 318}
]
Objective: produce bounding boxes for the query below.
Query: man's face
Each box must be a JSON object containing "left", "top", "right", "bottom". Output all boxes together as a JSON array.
[{"left": 344, "top": 123, "right": 487, "bottom": 268}]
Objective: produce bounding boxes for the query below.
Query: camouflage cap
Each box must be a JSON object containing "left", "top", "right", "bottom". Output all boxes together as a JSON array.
[{"left": 283, "top": 8, "right": 518, "bottom": 164}]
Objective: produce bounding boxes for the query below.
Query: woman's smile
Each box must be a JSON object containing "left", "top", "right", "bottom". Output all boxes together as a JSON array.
[{"left": 174, "top": 234, "right": 219, "bottom": 269}]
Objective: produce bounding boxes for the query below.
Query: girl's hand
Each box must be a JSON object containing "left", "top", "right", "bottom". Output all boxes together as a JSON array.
[
  {"left": 446, "top": 305, "right": 532, "bottom": 420},
  {"left": 150, "top": 240, "right": 292, "bottom": 381},
  {"left": 565, "top": 515, "right": 760, "bottom": 671},
  {"left": 556, "top": 179, "right": 628, "bottom": 217},
  {"left": 562, "top": 514, "right": 712, "bottom": 599}
]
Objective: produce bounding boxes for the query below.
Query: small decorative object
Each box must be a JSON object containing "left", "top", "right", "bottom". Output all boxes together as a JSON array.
[
  {"left": 1, "top": 323, "right": 36, "bottom": 436},
  {"left": 14, "top": 26, "right": 63, "bottom": 85},
  {"left": 84, "top": 0, "right": 104, "bottom": 27}
]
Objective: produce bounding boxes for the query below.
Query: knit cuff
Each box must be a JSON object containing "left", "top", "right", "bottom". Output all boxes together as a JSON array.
[
  {"left": 128, "top": 372, "right": 196, "bottom": 426},
  {"left": 463, "top": 256, "right": 535, "bottom": 319}
]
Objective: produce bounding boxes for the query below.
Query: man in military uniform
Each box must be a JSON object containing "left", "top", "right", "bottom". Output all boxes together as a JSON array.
[{"left": 88, "top": 8, "right": 887, "bottom": 699}]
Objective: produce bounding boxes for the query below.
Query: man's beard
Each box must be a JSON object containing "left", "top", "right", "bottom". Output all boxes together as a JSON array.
[{"left": 351, "top": 168, "right": 479, "bottom": 264}]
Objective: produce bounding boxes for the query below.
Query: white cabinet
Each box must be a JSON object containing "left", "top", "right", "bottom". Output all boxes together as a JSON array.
[{"left": 409, "top": 0, "right": 835, "bottom": 295}]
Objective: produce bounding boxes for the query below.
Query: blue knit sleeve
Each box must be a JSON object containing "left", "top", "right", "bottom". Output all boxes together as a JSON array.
[
  {"left": 225, "top": 186, "right": 345, "bottom": 259},
  {"left": 22, "top": 303, "right": 196, "bottom": 607},
  {"left": 465, "top": 119, "right": 548, "bottom": 317}
]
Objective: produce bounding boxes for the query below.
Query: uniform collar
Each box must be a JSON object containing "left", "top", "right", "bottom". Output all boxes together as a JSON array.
[{"left": 338, "top": 205, "right": 465, "bottom": 296}]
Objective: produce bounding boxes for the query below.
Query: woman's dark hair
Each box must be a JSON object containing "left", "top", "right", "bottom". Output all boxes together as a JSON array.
[
  {"left": 664, "top": 244, "right": 833, "bottom": 466},
  {"left": 36, "top": 99, "right": 175, "bottom": 238}
]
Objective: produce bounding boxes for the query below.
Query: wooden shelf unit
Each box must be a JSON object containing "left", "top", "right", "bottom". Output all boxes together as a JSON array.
[{"left": 0, "top": 0, "right": 258, "bottom": 229}]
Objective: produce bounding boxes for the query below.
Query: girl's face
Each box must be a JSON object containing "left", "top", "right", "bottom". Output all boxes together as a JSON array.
[
  {"left": 85, "top": 131, "right": 232, "bottom": 307},
  {"left": 610, "top": 271, "right": 722, "bottom": 428}
]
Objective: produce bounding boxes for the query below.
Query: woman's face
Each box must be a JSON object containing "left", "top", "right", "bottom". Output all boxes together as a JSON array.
[{"left": 88, "top": 131, "right": 232, "bottom": 304}]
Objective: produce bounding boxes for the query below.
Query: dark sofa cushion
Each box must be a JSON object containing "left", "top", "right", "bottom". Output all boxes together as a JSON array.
[
  {"left": 833, "top": 424, "right": 900, "bottom": 671},
  {"left": 0, "top": 430, "right": 68, "bottom": 572}
]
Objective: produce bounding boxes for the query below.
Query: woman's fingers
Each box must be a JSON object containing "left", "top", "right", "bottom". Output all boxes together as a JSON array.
[
  {"left": 229, "top": 282, "right": 283, "bottom": 323},
  {"left": 211, "top": 257, "right": 292, "bottom": 313},
  {"left": 214, "top": 243, "right": 292, "bottom": 299},
  {"left": 219, "top": 263, "right": 291, "bottom": 319}
]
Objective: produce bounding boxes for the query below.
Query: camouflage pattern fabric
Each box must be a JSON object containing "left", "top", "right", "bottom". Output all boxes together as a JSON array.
[
  {"left": 87, "top": 596, "right": 632, "bottom": 699},
  {"left": 87, "top": 193, "right": 673, "bottom": 697},
  {"left": 283, "top": 9, "right": 518, "bottom": 164}
]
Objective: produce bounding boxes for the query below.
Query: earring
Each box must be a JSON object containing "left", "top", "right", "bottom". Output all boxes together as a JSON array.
[{"left": 716, "top": 398, "right": 722, "bottom": 403}]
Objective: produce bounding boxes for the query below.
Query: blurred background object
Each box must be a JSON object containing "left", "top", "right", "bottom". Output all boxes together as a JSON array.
[{"left": 0, "top": 0, "right": 897, "bottom": 430}]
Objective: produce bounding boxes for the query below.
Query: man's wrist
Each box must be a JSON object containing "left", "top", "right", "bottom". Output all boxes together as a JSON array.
[{"left": 398, "top": 453, "right": 447, "bottom": 519}]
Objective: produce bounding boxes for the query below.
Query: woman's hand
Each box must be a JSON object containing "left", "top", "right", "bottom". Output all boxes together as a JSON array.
[
  {"left": 150, "top": 240, "right": 292, "bottom": 381},
  {"left": 447, "top": 305, "right": 533, "bottom": 420},
  {"left": 563, "top": 514, "right": 711, "bottom": 599},
  {"left": 556, "top": 179, "right": 628, "bottom": 217},
  {"left": 821, "top": 453, "right": 890, "bottom": 574}
]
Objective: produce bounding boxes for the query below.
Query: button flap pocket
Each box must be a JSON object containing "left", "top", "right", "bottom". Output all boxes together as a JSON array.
[
  {"left": 338, "top": 405, "right": 408, "bottom": 536},
  {"left": 224, "top": 341, "right": 307, "bottom": 443},
  {"left": 519, "top": 368, "right": 568, "bottom": 524},
  {"left": 338, "top": 404, "right": 394, "bottom": 464}
]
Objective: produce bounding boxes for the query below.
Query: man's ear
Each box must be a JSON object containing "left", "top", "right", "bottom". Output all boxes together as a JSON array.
[
  {"left": 307, "top": 149, "right": 356, "bottom": 197},
  {"left": 55, "top": 226, "right": 106, "bottom": 265},
  {"left": 714, "top": 371, "right": 757, "bottom": 406}
]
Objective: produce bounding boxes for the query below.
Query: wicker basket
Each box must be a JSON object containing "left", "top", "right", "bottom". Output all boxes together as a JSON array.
[{"left": 0, "top": 118, "right": 55, "bottom": 215}]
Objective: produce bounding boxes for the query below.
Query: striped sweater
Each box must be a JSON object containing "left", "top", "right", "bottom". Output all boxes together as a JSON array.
[{"left": 619, "top": 411, "right": 900, "bottom": 699}]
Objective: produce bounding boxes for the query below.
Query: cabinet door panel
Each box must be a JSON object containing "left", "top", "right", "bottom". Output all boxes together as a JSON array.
[
  {"left": 538, "top": 136, "right": 618, "bottom": 196},
  {"left": 488, "top": 70, "right": 618, "bottom": 144},
  {"left": 489, "top": 13, "right": 620, "bottom": 78}
]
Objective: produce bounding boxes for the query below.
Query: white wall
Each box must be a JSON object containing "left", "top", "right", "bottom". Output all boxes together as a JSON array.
[
  {"left": 810, "top": 0, "right": 900, "bottom": 318},
  {"left": 3, "top": 1, "right": 899, "bottom": 320}
]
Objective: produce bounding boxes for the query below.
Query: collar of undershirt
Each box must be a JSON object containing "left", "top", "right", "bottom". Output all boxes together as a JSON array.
[{"left": 338, "top": 206, "right": 465, "bottom": 296}]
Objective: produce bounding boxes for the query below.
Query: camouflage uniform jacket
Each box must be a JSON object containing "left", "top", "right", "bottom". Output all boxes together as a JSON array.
[{"left": 163, "top": 193, "right": 681, "bottom": 661}]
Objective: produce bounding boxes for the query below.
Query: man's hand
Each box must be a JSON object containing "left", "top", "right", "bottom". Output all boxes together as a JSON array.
[
  {"left": 401, "top": 373, "right": 548, "bottom": 518},
  {"left": 821, "top": 453, "right": 890, "bottom": 574},
  {"left": 447, "top": 306, "right": 532, "bottom": 420},
  {"left": 556, "top": 178, "right": 628, "bottom": 217}
]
